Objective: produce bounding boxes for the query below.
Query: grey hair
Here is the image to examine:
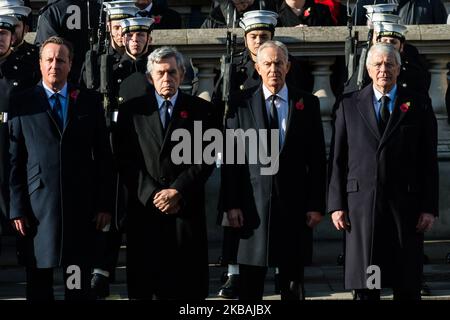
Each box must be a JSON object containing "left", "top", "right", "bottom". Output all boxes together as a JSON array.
[
  {"left": 147, "top": 46, "right": 186, "bottom": 75},
  {"left": 256, "top": 40, "right": 289, "bottom": 64},
  {"left": 366, "top": 42, "right": 401, "bottom": 68}
]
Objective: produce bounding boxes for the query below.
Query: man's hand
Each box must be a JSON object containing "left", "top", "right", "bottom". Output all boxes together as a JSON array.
[
  {"left": 153, "top": 189, "right": 182, "bottom": 214},
  {"left": 94, "top": 212, "right": 112, "bottom": 231},
  {"left": 416, "top": 213, "right": 435, "bottom": 233},
  {"left": 306, "top": 211, "right": 323, "bottom": 228},
  {"left": 331, "top": 210, "right": 350, "bottom": 231},
  {"left": 11, "top": 217, "right": 28, "bottom": 236},
  {"left": 227, "top": 208, "right": 244, "bottom": 228}
]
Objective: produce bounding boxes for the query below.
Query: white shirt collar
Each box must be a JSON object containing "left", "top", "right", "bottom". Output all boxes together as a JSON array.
[
  {"left": 42, "top": 81, "right": 68, "bottom": 99},
  {"left": 155, "top": 90, "right": 179, "bottom": 109},
  {"left": 144, "top": 2, "right": 153, "bottom": 13},
  {"left": 262, "top": 83, "right": 288, "bottom": 102},
  {"left": 373, "top": 84, "right": 397, "bottom": 102}
]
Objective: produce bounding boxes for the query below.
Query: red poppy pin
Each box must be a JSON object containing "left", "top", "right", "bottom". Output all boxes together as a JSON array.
[
  {"left": 295, "top": 99, "right": 305, "bottom": 110},
  {"left": 180, "top": 111, "right": 189, "bottom": 119},
  {"left": 69, "top": 89, "right": 80, "bottom": 102},
  {"left": 400, "top": 101, "right": 411, "bottom": 113},
  {"left": 152, "top": 15, "right": 162, "bottom": 24},
  {"left": 303, "top": 7, "right": 311, "bottom": 18}
]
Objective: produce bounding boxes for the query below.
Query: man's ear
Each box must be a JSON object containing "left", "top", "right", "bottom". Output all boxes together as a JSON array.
[
  {"left": 254, "top": 61, "right": 261, "bottom": 75},
  {"left": 148, "top": 34, "right": 152, "bottom": 45},
  {"left": 11, "top": 33, "right": 17, "bottom": 46},
  {"left": 147, "top": 72, "right": 154, "bottom": 85},
  {"left": 24, "top": 25, "right": 29, "bottom": 34},
  {"left": 286, "top": 61, "right": 291, "bottom": 73}
]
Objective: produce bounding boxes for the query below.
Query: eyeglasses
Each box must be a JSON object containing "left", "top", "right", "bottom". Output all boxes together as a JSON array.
[{"left": 369, "top": 62, "right": 397, "bottom": 70}]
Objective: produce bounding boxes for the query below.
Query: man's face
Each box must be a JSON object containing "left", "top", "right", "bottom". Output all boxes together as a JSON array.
[
  {"left": 233, "top": 0, "right": 255, "bottom": 12},
  {"left": 255, "top": 46, "right": 291, "bottom": 94},
  {"left": 109, "top": 20, "right": 123, "bottom": 47},
  {"left": 124, "top": 31, "right": 150, "bottom": 56},
  {"left": 0, "top": 29, "right": 12, "bottom": 56},
  {"left": 376, "top": 35, "right": 404, "bottom": 52},
  {"left": 39, "top": 43, "right": 72, "bottom": 90},
  {"left": 149, "top": 56, "right": 184, "bottom": 99},
  {"left": 366, "top": 50, "right": 400, "bottom": 94},
  {"left": 13, "top": 21, "right": 27, "bottom": 46},
  {"left": 245, "top": 30, "right": 272, "bottom": 59}
]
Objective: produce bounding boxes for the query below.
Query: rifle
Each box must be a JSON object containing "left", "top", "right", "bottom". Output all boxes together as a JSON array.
[
  {"left": 344, "top": 0, "right": 358, "bottom": 81},
  {"left": 356, "top": 28, "right": 373, "bottom": 90},
  {"left": 221, "top": 30, "right": 237, "bottom": 127},
  {"left": 97, "top": 1, "right": 115, "bottom": 115},
  {"left": 84, "top": 0, "right": 98, "bottom": 89}
]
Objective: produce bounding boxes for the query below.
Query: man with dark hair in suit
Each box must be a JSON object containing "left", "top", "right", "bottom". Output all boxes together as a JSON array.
[
  {"left": 328, "top": 42, "right": 438, "bottom": 300},
  {"left": 222, "top": 40, "right": 326, "bottom": 300},
  {"left": 117, "top": 46, "right": 217, "bottom": 300},
  {"left": 8, "top": 36, "right": 113, "bottom": 300}
]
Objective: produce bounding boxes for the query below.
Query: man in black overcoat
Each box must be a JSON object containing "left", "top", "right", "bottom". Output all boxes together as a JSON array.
[
  {"left": 328, "top": 42, "right": 438, "bottom": 300},
  {"left": 222, "top": 40, "right": 326, "bottom": 300},
  {"left": 117, "top": 46, "right": 217, "bottom": 300},
  {"left": 8, "top": 36, "right": 113, "bottom": 300}
]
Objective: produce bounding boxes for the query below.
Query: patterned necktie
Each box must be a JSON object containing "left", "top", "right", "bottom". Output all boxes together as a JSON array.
[
  {"left": 379, "top": 95, "right": 390, "bottom": 133},
  {"left": 52, "top": 93, "right": 64, "bottom": 130},
  {"left": 162, "top": 100, "right": 172, "bottom": 132}
]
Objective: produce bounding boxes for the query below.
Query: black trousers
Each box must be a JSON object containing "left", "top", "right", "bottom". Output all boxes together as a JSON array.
[
  {"left": 26, "top": 265, "right": 92, "bottom": 301},
  {"left": 239, "top": 264, "right": 305, "bottom": 300}
]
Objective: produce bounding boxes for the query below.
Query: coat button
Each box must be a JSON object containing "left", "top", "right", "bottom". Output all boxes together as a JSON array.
[
  {"left": 160, "top": 177, "right": 167, "bottom": 183},
  {"left": 13, "top": 65, "right": 18, "bottom": 70},
  {"left": 13, "top": 81, "right": 18, "bottom": 86},
  {"left": 117, "top": 79, "right": 122, "bottom": 83},
  {"left": 119, "top": 64, "right": 123, "bottom": 68},
  {"left": 402, "top": 83, "right": 407, "bottom": 87},
  {"left": 240, "top": 84, "right": 245, "bottom": 90},
  {"left": 118, "top": 97, "right": 124, "bottom": 103},
  {"left": 27, "top": 52, "right": 31, "bottom": 55},
  {"left": 402, "top": 67, "right": 406, "bottom": 71}
]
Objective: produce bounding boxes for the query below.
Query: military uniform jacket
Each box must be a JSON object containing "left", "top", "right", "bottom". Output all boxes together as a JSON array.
[{"left": 0, "top": 51, "right": 41, "bottom": 220}]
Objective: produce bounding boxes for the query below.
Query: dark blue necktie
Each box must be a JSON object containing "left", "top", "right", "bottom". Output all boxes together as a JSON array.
[
  {"left": 52, "top": 93, "right": 64, "bottom": 130},
  {"left": 162, "top": 100, "right": 172, "bottom": 132},
  {"left": 379, "top": 95, "right": 390, "bottom": 133}
]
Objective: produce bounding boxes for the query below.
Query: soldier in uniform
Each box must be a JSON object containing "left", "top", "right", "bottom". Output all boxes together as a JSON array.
[
  {"left": 34, "top": 0, "right": 102, "bottom": 84},
  {"left": 215, "top": 10, "right": 314, "bottom": 299},
  {"left": 343, "top": 16, "right": 430, "bottom": 97},
  {"left": 0, "top": 14, "right": 40, "bottom": 254},
  {"left": 80, "top": 3, "right": 140, "bottom": 299},
  {"left": 0, "top": 1, "right": 39, "bottom": 79}
]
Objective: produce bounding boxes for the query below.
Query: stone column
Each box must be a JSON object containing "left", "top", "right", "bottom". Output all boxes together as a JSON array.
[
  {"left": 193, "top": 59, "right": 218, "bottom": 102},
  {"left": 311, "top": 56, "right": 336, "bottom": 149},
  {"left": 427, "top": 55, "right": 449, "bottom": 116}
]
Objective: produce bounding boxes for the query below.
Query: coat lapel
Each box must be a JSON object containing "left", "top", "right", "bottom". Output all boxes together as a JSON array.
[
  {"left": 37, "top": 82, "right": 62, "bottom": 136},
  {"left": 136, "top": 91, "right": 165, "bottom": 149},
  {"left": 356, "top": 85, "right": 381, "bottom": 141},
  {"left": 160, "top": 91, "right": 191, "bottom": 154},
  {"left": 280, "top": 86, "right": 298, "bottom": 155},
  {"left": 379, "top": 88, "right": 410, "bottom": 148}
]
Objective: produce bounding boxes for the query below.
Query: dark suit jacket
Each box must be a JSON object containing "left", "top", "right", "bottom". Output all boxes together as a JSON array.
[
  {"left": 8, "top": 82, "right": 113, "bottom": 268},
  {"left": 328, "top": 84, "right": 438, "bottom": 290},
  {"left": 117, "top": 86, "right": 217, "bottom": 299},
  {"left": 222, "top": 85, "right": 326, "bottom": 268}
]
